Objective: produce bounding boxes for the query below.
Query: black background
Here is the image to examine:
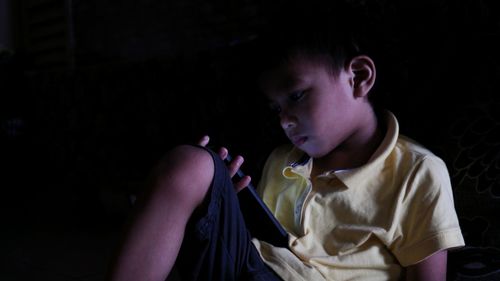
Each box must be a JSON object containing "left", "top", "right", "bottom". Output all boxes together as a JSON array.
[{"left": 1, "top": 0, "right": 500, "bottom": 280}]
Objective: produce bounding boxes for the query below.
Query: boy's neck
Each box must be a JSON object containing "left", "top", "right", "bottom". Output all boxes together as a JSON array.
[{"left": 311, "top": 110, "right": 385, "bottom": 178}]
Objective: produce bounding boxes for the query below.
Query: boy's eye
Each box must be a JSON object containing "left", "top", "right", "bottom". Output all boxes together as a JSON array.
[
  {"left": 289, "top": 90, "right": 305, "bottom": 102},
  {"left": 268, "top": 103, "right": 282, "bottom": 114}
]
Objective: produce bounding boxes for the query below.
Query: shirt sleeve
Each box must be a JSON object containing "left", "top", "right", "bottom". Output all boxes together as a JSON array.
[{"left": 391, "top": 155, "right": 465, "bottom": 266}]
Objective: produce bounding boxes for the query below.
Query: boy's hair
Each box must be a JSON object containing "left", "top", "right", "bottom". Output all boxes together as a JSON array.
[
  {"left": 255, "top": 1, "right": 370, "bottom": 73},
  {"left": 250, "top": 0, "right": 385, "bottom": 109}
]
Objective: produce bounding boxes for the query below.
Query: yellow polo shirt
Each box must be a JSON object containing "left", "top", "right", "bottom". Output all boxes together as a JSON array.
[{"left": 252, "top": 112, "right": 464, "bottom": 280}]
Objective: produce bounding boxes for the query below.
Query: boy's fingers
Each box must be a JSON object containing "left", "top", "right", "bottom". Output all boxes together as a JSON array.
[
  {"left": 197, "top": 135, "right": 210, "bottom": 147},
  {"left": 228, "top": 155, "right": 244, "bottom": 178},
  {"left": 196, "top": 136, "right": 228, "bottom": 161},
  {"left": 222, "top": 152, "right": 250, "bottom": 192},
  {"left": 234, "top": 176, "right": 251, "bottom": 193},
  {"left": 218, "top": 147, "right": 228, "bottom": 160}
]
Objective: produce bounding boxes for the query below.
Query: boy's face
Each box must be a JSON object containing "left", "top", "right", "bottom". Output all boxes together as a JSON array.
[{"left": 259, "top": 55, "right": 368, "bottom": 158}]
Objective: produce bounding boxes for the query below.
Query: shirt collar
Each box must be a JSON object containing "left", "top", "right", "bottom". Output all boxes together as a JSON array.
[
  {"left": 334, "top": 111, "right": 399, "bottom": 189},
  {"left": 281, "top": 111, "right": 399, "bottom": 188},
  {"left": 282, "top": 148, "right": 312, "bottom": 179}
]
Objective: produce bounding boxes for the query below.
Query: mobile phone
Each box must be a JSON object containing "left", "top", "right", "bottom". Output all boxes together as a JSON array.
[{"left": 224, "top": 154, "right": 289, "bottom": 248}]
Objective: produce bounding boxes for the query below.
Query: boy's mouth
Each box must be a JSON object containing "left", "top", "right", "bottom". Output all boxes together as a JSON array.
[{"left": 290, "top": 135, "right": 308, "bottom": 146}]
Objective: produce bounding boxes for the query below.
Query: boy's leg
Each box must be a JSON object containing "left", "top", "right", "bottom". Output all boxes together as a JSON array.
[
  {"left": 108, "top": 144, "right": 281, "bottom": 281},
  {"left": 108, "top": 145, "right": 217, "bottom": 281},
  {"left": 174, "top": 146, "right": 282, "bottom": 281}
]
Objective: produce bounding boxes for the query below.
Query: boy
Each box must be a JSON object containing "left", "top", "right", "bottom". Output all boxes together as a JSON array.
[{"left": 108, "top": 1, "right": 464, "bottom": 280}]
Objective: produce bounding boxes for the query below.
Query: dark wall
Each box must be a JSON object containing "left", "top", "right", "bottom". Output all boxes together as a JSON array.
[
  {"left": 72, "top": 0, "right": 265, "bottom": 65},
  {"left": 0, "top": 0, "right": 12, "bottom": 49},
  {"left": 2, "top": 0, "right": 286, "bottom": 229}
]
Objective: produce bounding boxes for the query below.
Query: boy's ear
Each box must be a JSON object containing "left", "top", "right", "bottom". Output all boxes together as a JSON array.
[{"left": 347, "top": 55, "right": 376, "bottom": 98}]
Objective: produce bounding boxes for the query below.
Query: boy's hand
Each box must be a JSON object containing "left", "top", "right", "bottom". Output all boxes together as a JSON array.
[{"left": 197, "top": 135, "right": 251, "bottom": 192}]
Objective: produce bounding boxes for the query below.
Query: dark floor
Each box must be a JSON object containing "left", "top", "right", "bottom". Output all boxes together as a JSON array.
[
  {"left": 3, "top": 228, "right": 114, "bottom": 281},
  {"left": 2, "top": 212, "right": 118, "bottom": 280},
  {"left": 0, "top": 184, "right": 185, "bottom": 281},
  {"left": 0, "top": 182, "right": 129, "bottom": 281}
]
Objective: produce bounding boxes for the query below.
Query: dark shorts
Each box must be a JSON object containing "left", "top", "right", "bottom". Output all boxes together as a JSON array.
[{"left": 174, "top": 146, "right": 282, "bottom": 281}]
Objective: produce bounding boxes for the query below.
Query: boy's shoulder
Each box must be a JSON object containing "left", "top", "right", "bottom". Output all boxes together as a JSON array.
[
  {"left": 396, "top": 134, "right": 444, "bottom": 164},
  {"left": 390, "top": 134, "right": 451, "bottom": 185},
  {"left": 377, "top": 111, "right": 447, "bottom": 171}
]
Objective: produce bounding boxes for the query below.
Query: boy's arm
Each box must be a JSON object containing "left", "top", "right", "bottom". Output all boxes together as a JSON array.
[{"left": 406, "top": 250, "right": 447, "bottom": 281}]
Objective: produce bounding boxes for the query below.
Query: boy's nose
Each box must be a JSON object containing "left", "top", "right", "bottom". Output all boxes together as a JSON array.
[{"left": 279, "top": 112, "right": 296, "bottom": 129}]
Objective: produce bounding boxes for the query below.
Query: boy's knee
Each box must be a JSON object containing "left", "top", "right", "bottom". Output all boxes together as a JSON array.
[{"left": 152, "top": 145, "right": 215, "bottom": 207}]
